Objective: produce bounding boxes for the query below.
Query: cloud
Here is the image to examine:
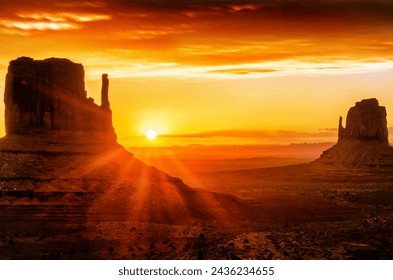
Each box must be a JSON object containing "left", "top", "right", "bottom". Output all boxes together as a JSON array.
[
  {"left": 90, "top": 58, "right": 393, "bottom": 80},
  {"left": 319, "top": 128, "right": 338, "bottom": 132},
  {"left": 55, "top": 1, "right": 107, "bottom": 8},
  {"left": 161, "top": 129, "right": 337, "bottom": 139},
  {"left": 100, "top": 1, "right": 393, "bottom": 73},
  {"left": 1, "top": 0, "right": 393, "bottom": 78},
  {"left": 0, "top": 1, "right": 111, "bottom": 32},
  {"left": 228, "top": 4, "right": 260, "bottom": 12},
  {"left": 16, "top": 11, "right": 111, "bottom": 23},
  {"left": 0, "top": 11, "right": 111, "bottom": 31},
  {"left": 208, "top": 68, "right": 277, "bottom": 75},
  {"left": 0, "top": 20, "right": 78, "bottom": 31}
]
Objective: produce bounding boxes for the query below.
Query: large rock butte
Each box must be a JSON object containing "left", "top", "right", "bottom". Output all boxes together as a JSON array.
[
  {"left": 338, "top": 98, "right": 388, "bottom": 143},
  {"left": 314, "top": 98, "right": 393, "bottom": 169},
  {"left": 4, "top": 57, "right": 114, "bottom": 138}
]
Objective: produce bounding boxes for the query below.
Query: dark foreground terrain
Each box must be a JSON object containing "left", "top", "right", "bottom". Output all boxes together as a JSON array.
[
  {"left": 131, "top": 147, "right": 393, "bottom": 260},
  {"left": 1, "top": 143, "right": 393, "bottom": 259}
]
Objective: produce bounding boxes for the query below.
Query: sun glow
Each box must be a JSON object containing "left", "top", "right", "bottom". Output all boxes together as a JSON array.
[{"left": 146, "top": 129, "right": 157, "bottom": 141}]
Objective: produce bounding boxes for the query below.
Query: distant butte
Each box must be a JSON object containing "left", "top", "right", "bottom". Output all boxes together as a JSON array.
[
  {"left": 314, "top": 98, "right": 393, "bottom": 169},
  {"left": 229, "top": 98, "right": 393, "bottom": 184}
]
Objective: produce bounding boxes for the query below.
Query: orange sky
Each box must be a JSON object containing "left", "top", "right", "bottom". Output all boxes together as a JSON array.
[{"left": 1, "top": 0, "right": 393, "bottom": 146}]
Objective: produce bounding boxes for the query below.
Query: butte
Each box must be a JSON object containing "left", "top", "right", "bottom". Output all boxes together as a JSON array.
[
  {"left": 229, "top": 98, "right": 393, "bottom": 182},
  {"left": 314, "top": 98, "right": 393, "bottom": 170}
]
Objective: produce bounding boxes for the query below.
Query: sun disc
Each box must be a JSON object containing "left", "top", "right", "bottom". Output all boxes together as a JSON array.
[{"left": 146, "top": 129, "right": 157, "bottom": 141}]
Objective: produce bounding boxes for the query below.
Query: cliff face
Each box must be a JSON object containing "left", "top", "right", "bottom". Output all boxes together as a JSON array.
[
  {"left": 4, "top": 57, "right": 114, "bottom": 135},
  {"left": 338, "top": 98, "right": 388, "bottom": 143}
]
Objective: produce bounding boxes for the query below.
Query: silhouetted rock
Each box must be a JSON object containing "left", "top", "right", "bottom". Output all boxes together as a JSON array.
[
  {"left": 101, "top": 74, "right": 110, "bottom": 110},
  {"left": 4, "top": 57, "right": 114, "bottom": 137},
  {"left": 314, "top": 98, "right": 393, "bottom": 169},
  {"left": 338, "top": 98, "right": 388, "bottom": 143}
]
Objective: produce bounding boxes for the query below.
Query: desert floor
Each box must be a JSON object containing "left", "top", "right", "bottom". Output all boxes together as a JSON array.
[{"left": 1, "top": 145, "right": 392, "bottom": 259}]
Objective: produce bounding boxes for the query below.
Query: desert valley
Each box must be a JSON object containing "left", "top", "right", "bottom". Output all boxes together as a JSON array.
[{"left": 0, "top": 57, "right": 392, "bottom": 260}]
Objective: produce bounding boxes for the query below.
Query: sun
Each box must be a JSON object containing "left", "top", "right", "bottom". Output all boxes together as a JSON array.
[{"left": 146, "top": 129, "right": 157, "bottom": 141}]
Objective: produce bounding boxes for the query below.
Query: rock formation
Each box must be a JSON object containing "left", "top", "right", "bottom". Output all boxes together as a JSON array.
[
  {"left": 314, "top": 98, "right": 393, "bottom": 169},
  {"left": 101, "top": 74, "right": 110, "bottom": 110},
  {"left": 4, "top": 57, "right": 114, "bottom": 137},
  {"left": 338, "top": 98, "right": 388, "bottom": 143}
]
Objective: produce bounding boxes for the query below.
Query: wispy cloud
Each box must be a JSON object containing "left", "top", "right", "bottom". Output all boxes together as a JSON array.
[
  {"left": 119, "top": 129, "right": 339, "bottom": 146},
  {"left": 228, "top": 4, "right": 261, "bottom": 12},
  {"left": 0, "top": 2, "right": 111, "bottom": 32},
  {"left": 208, "top": 68, "right": 277, "bottom": 75},
  {"left": 319, "top": 128, "right": 338, "bottom": 132},
  {"left": 0, "top": 20, "right": 78, "bottom": 31},
  {"left": 17, "top": 12, "right": 111, "bottom": 23},
  {"left": 84, "top": 58, "right": 393, "bottom": 80},
  {"left": 55, "top": 1, "right": 107, "bottom": 8},
  {"left": 160, "top": 129, "right": 337, "bottom": 139}
]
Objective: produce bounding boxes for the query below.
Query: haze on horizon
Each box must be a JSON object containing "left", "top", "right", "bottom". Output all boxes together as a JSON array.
[{"left": 0, "top": 0, "right": 393, "bottom": 146}]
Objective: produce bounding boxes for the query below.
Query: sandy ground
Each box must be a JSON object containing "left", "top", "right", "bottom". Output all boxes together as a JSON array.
[{"left": 1, "top": 144, "right": 393, "bottom": 259}]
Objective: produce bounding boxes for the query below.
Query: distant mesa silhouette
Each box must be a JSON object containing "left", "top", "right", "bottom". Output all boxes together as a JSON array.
[
  {"left": 314, "top": 98, "right": 393, "bottom": 169},
  {"left": 4, "top": 57, "right": 116, "bottom": 144}
]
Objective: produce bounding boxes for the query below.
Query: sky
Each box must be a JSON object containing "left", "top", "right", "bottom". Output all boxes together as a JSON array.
[{"left": 1, "top": 0, "right": 393, "bottom": 146}]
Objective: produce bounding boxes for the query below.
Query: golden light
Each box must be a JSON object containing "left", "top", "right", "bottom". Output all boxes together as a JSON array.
[{"left": 146, "top": 129, "right": 157, "bottom": 141}]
